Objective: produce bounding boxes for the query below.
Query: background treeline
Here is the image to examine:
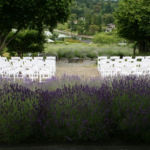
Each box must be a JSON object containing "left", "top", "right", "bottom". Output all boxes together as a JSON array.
[{"left": 57, "top": 0, "right": 119, "bottom": 35}]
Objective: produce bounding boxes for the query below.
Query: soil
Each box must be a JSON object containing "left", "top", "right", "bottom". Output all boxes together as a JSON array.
[{"left": 56, "top": 66, "right": 100, "bottom": 78}]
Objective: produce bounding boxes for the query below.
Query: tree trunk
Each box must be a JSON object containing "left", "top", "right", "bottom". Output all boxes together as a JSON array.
[
  {"left": 133, "top": 46, "right": 136, "bottom": 57},
  {"left": 133, "top": 41, "right": 138, "bottom": 57},
  {"left": 0, "top": 30, "right": 20, "bottom": 54},
  {"left": 138, "top": 40, "right": 150, "bottom": 54}
]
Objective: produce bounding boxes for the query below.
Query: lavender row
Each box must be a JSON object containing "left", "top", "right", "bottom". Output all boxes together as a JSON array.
[{"left": 0, "top": 75, "right": 150, "bottom": 143}]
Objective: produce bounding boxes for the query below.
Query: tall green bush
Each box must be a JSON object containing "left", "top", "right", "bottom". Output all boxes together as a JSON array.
[
  {"left": 7, "top": 30, "right": 46, "bottom": 57},
  {"left": 93, "top": 32, "right": 123, "bottom": 45}
]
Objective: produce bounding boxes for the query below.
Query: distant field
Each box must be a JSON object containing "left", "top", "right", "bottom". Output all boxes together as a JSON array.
[
  {"left": 44, "top": 42, "right": 136, "bottom": 59},
  {"left": 2, "top": 42, "right": 137, "bottom": 58}
]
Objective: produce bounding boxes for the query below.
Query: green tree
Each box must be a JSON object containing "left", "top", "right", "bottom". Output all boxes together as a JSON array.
[
  {"left": 92, "top": 14, "right": 102, "bottom": 32},
  {"left": 0, "top": 0, "right": 72, "bottom": 54},
  {"left": 93, "top": 5, "right": 101, "bottom": 13},
  {"left": 7, "top": 30, "right": 45, "bottom": 57},
  {"left": 103, "top": 2, "right": 112, "bottom": 14},
  {"left": 89, "top": 25, "right": 99, "bottom": 35},
  {"left": 114, "top": 0, "right": 150, "bottom": 54},
  {"left": 93, "top": 31, "right": 121, "bottom": 45},
  {"left": 102, "top": 13, "right": 114, "bottom": 25}
]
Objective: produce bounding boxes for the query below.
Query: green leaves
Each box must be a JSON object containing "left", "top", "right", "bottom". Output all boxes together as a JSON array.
[
  {"left": 7, "top": 30, "right": 46, "bottom": 57},
  {"left": 0, "top": 0, "right": 73, "bottom": 53},
  {"left": 114, "top": 0, "right": 150, "bottom": 41}
]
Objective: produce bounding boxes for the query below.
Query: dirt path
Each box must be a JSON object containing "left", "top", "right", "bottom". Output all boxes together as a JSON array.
[{"left": 56, "top": 66, "right": 100, "bottom": 78}]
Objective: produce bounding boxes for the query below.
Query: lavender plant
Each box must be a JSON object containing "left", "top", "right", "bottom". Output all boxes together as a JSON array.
[
  {"left": 0, "top": 83, "right": 42, "bottom": 143},
  {"left": 110, "top": 76, "right": 150, "bottom": 142},
  {"left": 34, "top": 84, "right": 113, "bottom": 141},
  {"left": 1, "top": 75, "right": 150, "bottom": 143}
]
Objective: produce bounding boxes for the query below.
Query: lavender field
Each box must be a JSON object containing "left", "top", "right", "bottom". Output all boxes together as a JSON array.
[{"left": 0, "top": 75, "right": 150, "bottom": 144}]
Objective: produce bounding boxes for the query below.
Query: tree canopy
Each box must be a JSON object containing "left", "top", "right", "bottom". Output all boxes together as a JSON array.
[
  {"left": 0, "top": 0, "right": 72, "bottom": 53},
  {"left": 7, "top": 30, "right": 45, "bottom": 57},
  {"left": 114, "top": 0, "right": 150, "bottom": 53}
]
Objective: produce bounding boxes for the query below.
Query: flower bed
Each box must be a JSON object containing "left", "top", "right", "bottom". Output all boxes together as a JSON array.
[{"left": 1, "top": 75, "right": 150, "bottom": 144}]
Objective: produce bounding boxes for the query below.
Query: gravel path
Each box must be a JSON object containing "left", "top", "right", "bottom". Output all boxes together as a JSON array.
[
  {"left": 56, "top": 60, "right": 100, "bottom": 78},
  {"left": 56, "top": 59, "right": 97, "bottom": 67}
]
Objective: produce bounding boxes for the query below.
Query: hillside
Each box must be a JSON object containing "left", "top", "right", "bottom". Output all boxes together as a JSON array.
[{"left": 56, "top": 0, "right": 119, "bottom": 35}]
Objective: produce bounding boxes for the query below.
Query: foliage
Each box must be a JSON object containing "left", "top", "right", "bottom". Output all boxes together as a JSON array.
[
  {"left": 57, "top": 23, "right": 68, "bottom": 30},
  {"left": 1, "top": 75, "right": 150, "bottom": 143},
  {"left": 57, "top": 0, "right": 119, "bottom": 35},
  {"left": 93, "top": 32, "right": 122, "bottom": 44},
  {"left": 89, "top": 25, "right": 99, "bottom": 35},
  {"left": 7, "top": 30, "right": 45, "bottom": 57},
  {"left": 114, "top": 0, "right": 150, "bottom": 53},
  {"left": 44, "top": 43, "right": 134, "bottom": 59},
  {"left": 65, "top": 39, "right": 81, "bottom": 43},
  {"left": 0, "top": 0, "right": 73, "bottom": 53},
  {"left": 49, "top": 32, "right": 59, "bottom": 41},
  {"left": 102, "top": 13, "right": 114, "bottom": 25}
]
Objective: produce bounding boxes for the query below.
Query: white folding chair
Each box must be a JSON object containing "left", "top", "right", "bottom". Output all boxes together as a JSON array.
[
  {"left": 97, "top": 57, "right": 108, "bottom": 71},
  {"left": 22, "top": 66, "right": 38, "bottom": 81},
  {"left": 120, "top": 66, "right": 131, "bottom": 76},
  {"left": 45, "top": 56, "right": 56, "bottom": 60},
  {"left": 110, "top": 56, "right": 120, "bottom": 61},
  {"left": 23, "top": 60, "right": 33, "bottom": 67},
  {"left": 12, "top": 62, "right": 23, "bottom": 78},
  {"left": 142, "top": 58, "right": 150, "bottom": 63},
  {"left": 98, "top": 59, "right": 110, "bottom": 72},
  {"left": 114, "top": 62, "right": 124, "bottom": 76},
  {"left": 23, "top": 57, "right": 33, "bottom": 61},
  {"left": 135, "top": 56, "right": 145, "bottom": 61},
  {"left": 0, "top": 57, "right": 7, "bottom": 61},
  {"left": 101, "top": 62, "right": 114, "bottom": 77},
  {"left": 32, "top": 60, "right": 45, "bottom": 65},
  {"left": 11, "top": 57, "right": 20, "bottom": 61},
  {"left": 9, "top": 59, "right": 20, "bottom": 64},
  {"left": 128, "top": 62, "right": 137, "bottom": 75},
  {"left": 2, "top": 65, "right": 18, "bottom": 81},
  {"left": 122, "top": 56, "right": 132, "bottom": 61},
  {"left": 34, "top": 57, "right": 43, "bottom": 60},
  {"left": 44, "top": 60, "right": 56, "bottom": 74},
  {"left": 39, "top": 66, "right": 53, "bottom": 82},
  {"left": 7, "top": 67, "right": 21, "bottom": 82},
  {"left": 98, "top": 56, "right": 108, "bottom": 61},
  {"left": 136, "top": 66, "right": 148, "bottom": 76},
  {"left": 145, "top": 56, "right": 150, "bottom": 60},
  {"left": 128, "top": 59, "right": 136, "bottom": 63}
]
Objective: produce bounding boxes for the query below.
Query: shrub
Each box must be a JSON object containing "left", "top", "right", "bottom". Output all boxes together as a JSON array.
[
  {"left": 54, "top": 41, "right": 65, "bottom": 44},
  {"left": 65, "top": 39, "right": 81, "bottom": 43},
  {"left": 7, "top": 30, "right": 46, "bottom": 57},
  {"left": 87, "top": 51, "right": 99, "bottom": 59},
  {"left": 57, "top": 48, "right": 66, "bottom": 59},
  {"left": 93, "top": 32, "right": 123, "bottom": 45}
]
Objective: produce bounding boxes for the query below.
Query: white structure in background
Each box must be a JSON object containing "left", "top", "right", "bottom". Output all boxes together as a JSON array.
[
  {"left": 12, "top": 29, "right": 17, "bottom": 33},
  {"left": 58, "top": 34, "right": 71, "bottom": 38},
  {"left": 119, "top": 42, "right": 127, "bottom": 45},
  {"left": 46, "top": 39, "right": 54, "bottom": 43},
  {"left": 44, "top": 31, "right": 52, "bottom": 36}
]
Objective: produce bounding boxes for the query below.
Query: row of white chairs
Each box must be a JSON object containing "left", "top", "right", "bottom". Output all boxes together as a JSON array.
[
  {"left": 0, "top": 57, "right": 56, "bottom": 82},
  {"left": 97, "top": 56, "right": 150, "bottom": 77},
  {"left": 98, "top": 56, "right": 150, "bottom": 61}
]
